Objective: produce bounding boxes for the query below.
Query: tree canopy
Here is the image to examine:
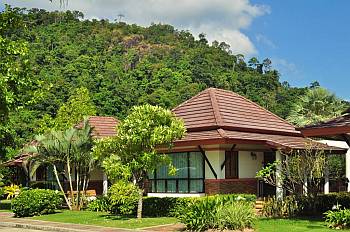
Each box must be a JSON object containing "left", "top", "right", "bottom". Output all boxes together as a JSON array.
[{"left": 0, "top": 7, "right": 348, "bottom": 160}]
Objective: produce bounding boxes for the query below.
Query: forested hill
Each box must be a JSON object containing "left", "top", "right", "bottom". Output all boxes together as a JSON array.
[{"left": 1, "top": 8, "right": 331, "bottom": 158}]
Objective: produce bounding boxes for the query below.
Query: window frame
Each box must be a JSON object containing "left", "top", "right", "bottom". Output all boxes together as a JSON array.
[{"left": 149, "top": 151, "right": 205, "bottom": 193}]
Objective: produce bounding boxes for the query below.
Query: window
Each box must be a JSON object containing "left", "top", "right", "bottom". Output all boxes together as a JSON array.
[
  {"left": 149, "top": 152, "right": 204, "bottom": 193},
  {"left": 225, "top": 151, "right": 238, "bottom": 179}
]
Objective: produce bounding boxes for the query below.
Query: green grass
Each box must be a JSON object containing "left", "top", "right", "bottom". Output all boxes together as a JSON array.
[
  {"left": 32, "top": 210, "right": 178, "bottom": 229},
  {"left": 256, "top": 217, "right": 350, "bottom": 232}
]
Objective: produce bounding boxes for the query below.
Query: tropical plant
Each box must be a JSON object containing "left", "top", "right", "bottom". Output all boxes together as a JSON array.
[
  {"left": 287, "top": 87, "right": 347, "bottom": 126},
  {"left": 325, "top": 208, "right": 350, "bottom": 229},
  {"left": 4, "top": 184, "right": 21, "bottom": 200},
  {"left": 215, "top": 201, "right": 256, "bottom": 230},
  {"left": 28, "top": 119, "right": 95, "bottom": 210},
  {"left": 174, "top": 195, "right": 255, "bottom": 231},
  {"left": 94, "top": 104, "right": 185, "bottom": 218}
]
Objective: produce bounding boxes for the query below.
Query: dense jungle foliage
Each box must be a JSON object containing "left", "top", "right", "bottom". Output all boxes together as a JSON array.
[{"left": 0, "top": 7, "right": 348, "bottom": 160}]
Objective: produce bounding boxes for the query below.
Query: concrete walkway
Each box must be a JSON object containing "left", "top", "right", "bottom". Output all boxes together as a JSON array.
[{"left": 0, "top": 212, "right": 183, "bottom": 232}]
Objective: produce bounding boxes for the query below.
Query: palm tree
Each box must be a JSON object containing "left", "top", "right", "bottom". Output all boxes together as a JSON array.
[
  {"left": 287, "top": 87, "right": 347, "bottom": 127},
  {"left": 27, "top": 119, "right": 95, "bottom": 210}
]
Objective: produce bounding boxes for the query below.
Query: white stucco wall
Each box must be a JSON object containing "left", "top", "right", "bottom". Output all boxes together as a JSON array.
[
  {"left": 319, "top": 140, "right": 349, "bottom": 149},
  {"left": 238, "top": 151, "right": 264, "bottom": 178},
  {"left": 205, "top": 150, "right": 225, "bottom": 179}
]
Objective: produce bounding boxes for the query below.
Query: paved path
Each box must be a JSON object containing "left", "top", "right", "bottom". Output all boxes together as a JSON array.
[
  {"left": 0, "top": 212, "right": 184, "bottom": 232},
  {"left": 0, "top": 227, "right": 46, "bottom": 232}
]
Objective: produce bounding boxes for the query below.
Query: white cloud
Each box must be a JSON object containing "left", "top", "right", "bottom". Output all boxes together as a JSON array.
[
  {"left": 272, "top": 58, "right": 299, "bottom": 76},
  {"left": 256, "top": 34, "right": 277, "bottom": 49},
  {"left": 4, "top": 0, "right": 270, "bottom": 56}
]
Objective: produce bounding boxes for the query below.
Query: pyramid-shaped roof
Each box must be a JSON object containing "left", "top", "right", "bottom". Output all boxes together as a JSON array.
[
  {"left": 172, "top": 88, "right": 300, "bottom": 136},
  {"left": 171, "top": 88, "right": 344, "bottom": 152}
]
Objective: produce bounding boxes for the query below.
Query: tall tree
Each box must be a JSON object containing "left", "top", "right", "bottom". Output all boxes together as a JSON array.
[
  {"left": 94, "top": 104, "right": 185, "bottom": 218},
  {"left": 0, "top": 5, "right": 30, "bottom": 119},
  {"left": 287, "top": 87, "right": 347, "bottom": 126},
  {"left": 37, "top": 87, "right": 96, "bottom": 133}
]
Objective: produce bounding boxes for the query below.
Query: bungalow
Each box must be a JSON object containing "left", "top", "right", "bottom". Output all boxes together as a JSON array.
[
  {"left": 299, "top": 108, "right": 350, "bottom": 193},
  {"left": 3, "top": 88, "right": 345, "bottom": 198}
]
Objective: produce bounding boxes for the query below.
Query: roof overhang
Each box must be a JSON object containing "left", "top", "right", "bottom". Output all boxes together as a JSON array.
[
  {"left": 172, "top": 129, "right": 346, "bottom": 154},
  {"left": 299, "top": 126, "right": 350, "bottom": 137}
]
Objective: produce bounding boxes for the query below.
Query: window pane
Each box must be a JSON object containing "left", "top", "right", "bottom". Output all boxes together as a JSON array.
[
  {"left": 167, "top": 180, "right": 176, "bottom": 193},
  {"left": 148, "top": 170, "right": 155, "bottom": 179},
  {"left": 157, "top": 164, "right": 169, "bottom": 179},
  {"left": 178, "top": 180, "right": 188, "bottom": 193},
  {"left": 189, "top": 152, "right": 203, "bottom": 178},
  {"left": 157, "top": 180, "right": 165, "bottom": 192},
  {"left": 190, "top": 180, "right": 204, "bottom": 193},
  {"left": 170, "top": 153, "right": 188, "bottom": 178}
]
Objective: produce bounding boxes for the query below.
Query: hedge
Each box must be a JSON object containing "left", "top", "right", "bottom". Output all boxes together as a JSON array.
[
  {"left": 86, "top": 193, "right": 256, "bottom": 217},
  {"left": 12, "top": 189, "right": 63, "bottom": 217},
  {"left": 143, "top": 194, "right": 256, "bottom": 217}
]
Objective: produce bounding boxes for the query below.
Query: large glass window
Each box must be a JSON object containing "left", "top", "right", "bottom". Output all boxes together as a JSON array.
[{"left": 149, "top": 152, "right": 204, "bottom": 193}]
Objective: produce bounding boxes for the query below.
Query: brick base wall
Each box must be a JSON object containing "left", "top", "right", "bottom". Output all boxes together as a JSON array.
[{"left": 205, "top": 178, "right": 257, "bottom": 195}]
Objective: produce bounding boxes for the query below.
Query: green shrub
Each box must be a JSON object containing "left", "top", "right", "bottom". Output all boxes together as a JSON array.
[
  {"left": 143, "top": 197, "right": 187, "bottom": 217},
  {"left": 216, "top": 201, "right": 256, "bottom": 230},
  {"left": 174, "top": 194, "right": 256, "bottom": 231},
  {"left": 87, "top": 196, "right": 110, "bottom": 212},
  {"left": 108, "top": 181, "right": 139, "bottom": 215},
  {"left": 262, "top": 195, "right": 302, "bottom": 218},
  {"left": 325, "top": 208, "right": 350, "bottom": 229},
  {"left": 11, "top": 189, "right": 62, "bottom": 217}
]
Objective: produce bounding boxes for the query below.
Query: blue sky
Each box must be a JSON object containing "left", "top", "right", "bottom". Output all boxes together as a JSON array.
[
  {"left": 248, "top": 0, "right": 349, "bottom": 100},
  {"left": 2, "top": 0, "right": 349, "bottom": 100}
]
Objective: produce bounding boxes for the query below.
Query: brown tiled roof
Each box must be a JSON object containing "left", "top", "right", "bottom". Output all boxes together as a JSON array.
[
  {"left": 299, "top": 111, "right": 350, "bottom": 137},
  {"left": 175, "top": 129, "right": 344, "bottom": 152},
  {"left": 80, "top": 116, "right": 119, "bottom": 138},
  {"left": 172, "top": 88, "right": 300, "bottom": 136},
  {"left": 172, "top": 88, "right": 343, "bottom": 152}
]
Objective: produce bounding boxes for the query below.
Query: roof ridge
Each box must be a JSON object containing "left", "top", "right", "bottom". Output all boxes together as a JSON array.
[
  {"left": 221, "top": 89, "right": 299, "bottom": 133},
  {"left": 209, "top": 88, "right": 223, "bottom": 126}
]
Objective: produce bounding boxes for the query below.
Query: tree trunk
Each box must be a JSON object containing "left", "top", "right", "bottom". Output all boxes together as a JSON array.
[
  {"left": 137, "top": 188, "right": 144, "bottom": 219},
  {"left": 66, "top": 157, "right": 76, "bottom": 210},
  {"left": 53, "top": 165, "right": 72, "bottom": 210}
]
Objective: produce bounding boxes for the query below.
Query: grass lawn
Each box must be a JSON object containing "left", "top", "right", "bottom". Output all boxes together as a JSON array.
[
  {"left": 32, "top": 210, "right": 178, "bottom": 229},
  {"left": 256, "top": 217, "right": 350, "bottom": 232}
]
